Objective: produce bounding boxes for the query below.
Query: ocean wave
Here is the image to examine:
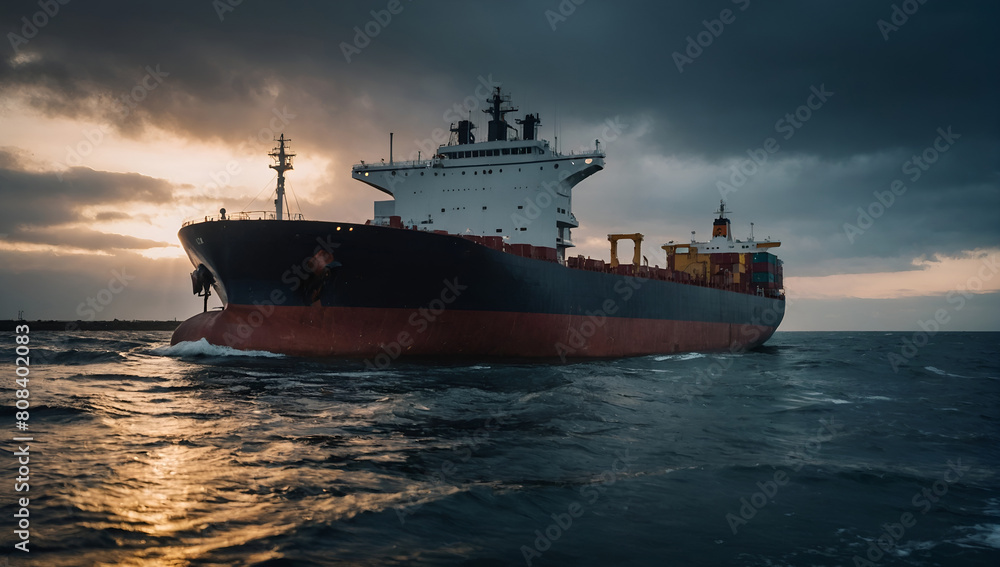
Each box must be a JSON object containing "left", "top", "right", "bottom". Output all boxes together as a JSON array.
[
  {"left": 151, "top": 338, "right": 284, "bottom": 358},
  {"left": 925, "top": 366, "right": 971, "bottom": 378},
  {"left": 34, "top": 348, "right": 127, "bottom": 365},
  {"left": 654, "top": 353, "right": 707, "bottom": 362},
  {"left": 956, "top": 524, "right": 1000, "bottom": 550}
]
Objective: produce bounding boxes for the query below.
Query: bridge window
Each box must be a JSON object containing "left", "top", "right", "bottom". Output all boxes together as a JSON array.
[{"left": 502, "top": 148, "right": 510, "bottom": 155}]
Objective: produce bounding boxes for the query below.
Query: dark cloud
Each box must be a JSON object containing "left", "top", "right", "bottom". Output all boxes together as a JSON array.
[
  {"left": 0, "top": 151, "right": 175, "bottom": 246},
  {"left": 94, "top": 211, "right": 132, "bottom": 221},
  {"left": 2, "top": 1, "right": 995, "bottom": 154},
  {"left": 6, "top": 226, "right": 168, "bottom": 250}
]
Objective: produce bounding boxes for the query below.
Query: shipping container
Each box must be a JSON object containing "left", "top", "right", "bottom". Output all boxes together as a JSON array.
[
  {"left": 536, "top": 247, "right": 558, "bottom": 262},
  {"left": 752, "top": 252, "right": 777, "bottom": 264},
  {"left": 510, "top": 243, "right": 533, "bottom": 258},
  {"left": 752, "top": 262, "right": 778, "bottom": 274},
  {"left": 752, "top": 272, "right": 775, "bottom": 283}
]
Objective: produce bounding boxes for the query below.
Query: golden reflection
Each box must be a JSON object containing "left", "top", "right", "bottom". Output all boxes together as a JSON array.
[{"left": 47, "top": 355, "right": 459, "bottom": 566}]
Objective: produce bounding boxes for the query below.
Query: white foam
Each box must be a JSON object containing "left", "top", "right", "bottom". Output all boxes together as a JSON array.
[
  {"left": 152, "top": 338, "right": 284, "bottom": 358},
  {"left": 959, "top": 524, "right": 1000, "bottom": 549},
  {"left": 654, "top": 353, "right": 707, "bottom": 362},
  {"left": 925, "top": 366, "right": 970, "bottom": 379}
]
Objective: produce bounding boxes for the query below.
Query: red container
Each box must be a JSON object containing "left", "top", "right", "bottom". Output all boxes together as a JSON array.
[
  {"left": 511, "top": 243, "right": 533, "bottom": 257},
  {"left": 752, "top": 262, "right": 777, "bottom": 274},
  {"left": 483, "top": 236, "right": 504, "bottom": 250},
  {"left": 531, "top": 246, "right": 557, "bottom": 260}
]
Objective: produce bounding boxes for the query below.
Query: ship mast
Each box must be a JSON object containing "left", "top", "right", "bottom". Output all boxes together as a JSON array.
[
  {"left": 483, "top": 87, "right": 518, "bottom": 141},
  {"left": 269, "top": 134, "right": 294, "bottom": 220}
]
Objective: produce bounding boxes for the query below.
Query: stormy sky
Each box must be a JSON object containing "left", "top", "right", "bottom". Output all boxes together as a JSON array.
[{"left": 1, "top": 0, "right": 997, "bottom": 330}]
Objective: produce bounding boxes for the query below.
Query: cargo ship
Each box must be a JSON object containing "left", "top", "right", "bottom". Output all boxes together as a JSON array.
[{"left": 171, "top": 88, "right": 785, "bottom": 359}]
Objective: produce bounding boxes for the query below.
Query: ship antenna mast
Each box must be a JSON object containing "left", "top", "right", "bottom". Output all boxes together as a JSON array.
[{"left": 269, "top": 133, "right": 294, "bottom": 221}]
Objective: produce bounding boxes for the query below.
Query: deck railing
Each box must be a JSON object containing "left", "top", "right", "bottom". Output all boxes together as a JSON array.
[{"left": 182, "top": 211, "right": 305, "bottom": 227}]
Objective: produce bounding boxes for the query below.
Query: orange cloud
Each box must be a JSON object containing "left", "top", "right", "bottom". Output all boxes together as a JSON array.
[{"left": 786, "top": 249, "right": 1000, "bottom": 299}]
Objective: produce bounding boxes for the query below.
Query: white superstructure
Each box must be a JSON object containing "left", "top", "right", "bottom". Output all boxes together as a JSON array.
[{"left": 351, "top": 88, "right": 605, "bottom": 262}]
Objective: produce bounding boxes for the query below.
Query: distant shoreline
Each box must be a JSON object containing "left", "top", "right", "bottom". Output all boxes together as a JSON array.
[{"left": 0, "top": 320, "right": 182, "bottom": 331}]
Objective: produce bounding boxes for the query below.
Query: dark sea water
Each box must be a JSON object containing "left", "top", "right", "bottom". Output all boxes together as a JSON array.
[{"left": 1, "top": 331, "right": 998, "bottom": 566}]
